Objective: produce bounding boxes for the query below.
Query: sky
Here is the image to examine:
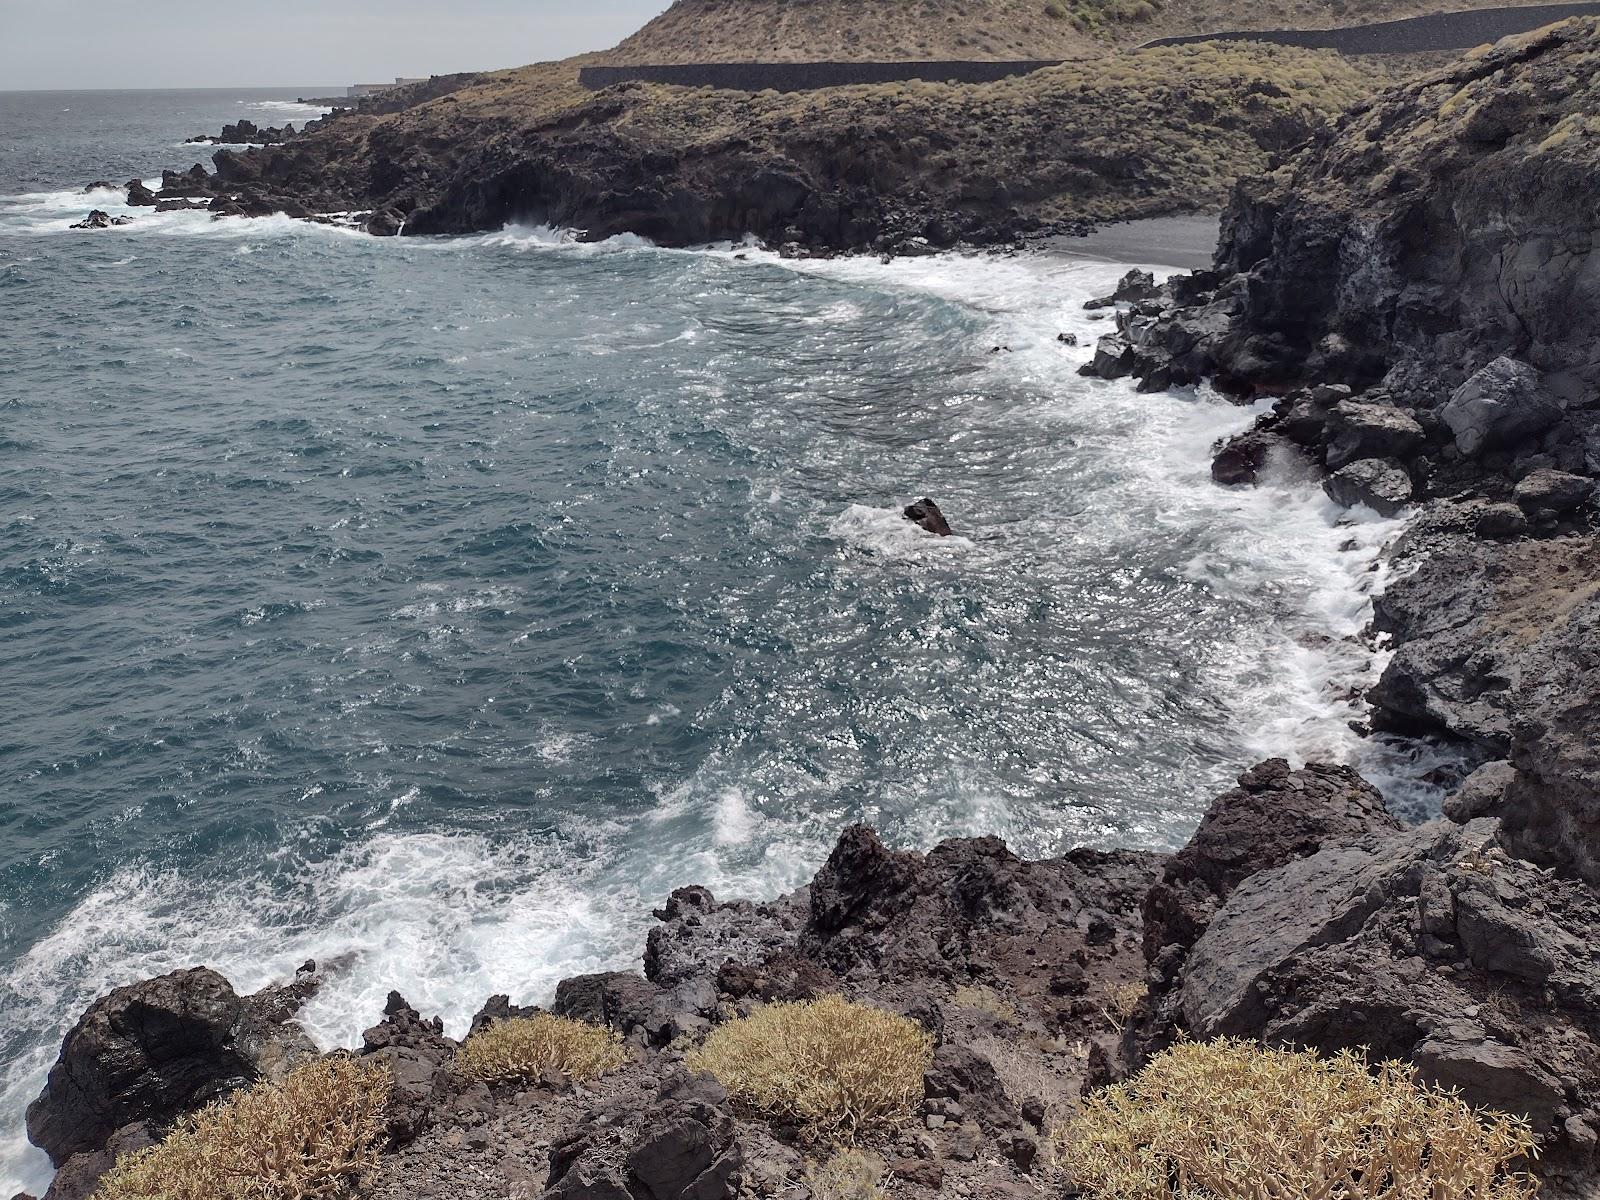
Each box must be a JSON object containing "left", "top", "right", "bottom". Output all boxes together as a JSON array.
[{"left": 0, "top": 0, "right": 672, "bottom": 90}]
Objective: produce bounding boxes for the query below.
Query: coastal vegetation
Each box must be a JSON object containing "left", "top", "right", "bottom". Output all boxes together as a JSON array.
[
  {"left": 454, "top": 1013, "right": 629, "bottom": 1084},
  {"left": 1057, "top": 1040, "right": 1540, "bottom": 1200},
  {"left": 92, "top": 1058, "right": 390, "bottom": 1200},
  {"left": 685, "top": 995, "right": 936, "bottom": 1141}
]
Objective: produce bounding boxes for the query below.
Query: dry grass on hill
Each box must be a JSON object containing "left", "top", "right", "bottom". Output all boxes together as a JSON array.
[{"left": 606, "top": 0, "right": 1571, "bottom": 64}]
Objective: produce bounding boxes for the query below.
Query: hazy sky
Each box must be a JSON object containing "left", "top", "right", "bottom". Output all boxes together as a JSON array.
[{"left": 0, "top": 0, "right": 672, "bottom": 90}]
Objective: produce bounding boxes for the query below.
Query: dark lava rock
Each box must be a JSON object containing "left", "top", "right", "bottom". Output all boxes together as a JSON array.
[
  {"left": 1175, "top": 818, "right": 1600, "bottom": 1152},
  {"left": 904, "top": 498, "right": 953, "bottom": 537},
  {"left": 367, "top": 207, "right": 405, "bottom": 237},
  {"left": 359, "top": 991, "right": 461, "bottom": 1147},
  {"left": 923, "top": 1043, "right": 1020, "bottom": 1136},
  {"left": 1323, "top": 401, "right": 1425, "bottom": 470},
  {"left": 1142, "top": 758, "right": 1399, "bottom": 971},
  {"left": 548, "top": 1071, "right": 741, "bottom": 1200},
  {"left": 26, "top": 965, "right": 319, "bottom": 1166},
  {"left": 1210, "top": 427, "right": 1280, "bottom": 486},
  {"left": 125, "top": 179, "right": 157, "bottom": 206},
  {"left": 553, "top": 971, "right": 671, "bottom": 1045},
  {"left": 1443, "top": 358, "right": 1565, "bottom": 459},
  {"left": 1322, "top": 457, "right": 1412, "bottom": 515},
  {"left": 1515, "top": 468, "right": 1594, "bottom": 521}
]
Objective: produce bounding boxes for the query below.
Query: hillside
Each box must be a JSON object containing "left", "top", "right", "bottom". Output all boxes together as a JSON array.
[
  {"left": 607, "top": 0, "right": 1573, "bottom": 63},
  {"left": 172, "top": 41, "right": 1370, "bottom": 249}
]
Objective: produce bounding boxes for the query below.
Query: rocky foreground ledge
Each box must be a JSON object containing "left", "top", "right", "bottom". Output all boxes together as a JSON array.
[{"left": 20, "top": 756, "right": 1600, "bottom": 1200}]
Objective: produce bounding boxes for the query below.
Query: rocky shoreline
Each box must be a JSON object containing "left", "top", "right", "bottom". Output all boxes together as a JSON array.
[{"left": 23, "top": 17, "right": 1600, "bottom": 1200}]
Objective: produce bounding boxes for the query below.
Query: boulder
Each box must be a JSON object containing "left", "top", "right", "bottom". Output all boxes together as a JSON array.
[
  {"left": 69, "top": 211, "right": 112, "bottom": 230},
  {"left": 1211, "top": 426, "right": 1282, "bottom": 486},
  {"left": 553, "top": 971, "right": 671, "bottom": 1044},
  {"left": 1442, "top": 358, "right": 1564, "bottom": 458},
  {"left": 923, "top": 1043, "right": 1020, "bottom": 1135},
  {"left": 1515, "top": 468, "right": 1593, "bottom": 521},
  {"left": 1443, "top": 759, "right": 1515, "bottom": 823},
  {"left": 904, "top": 498, "right": 953, "bottom": 537},
  {"left": 1079, "top": 331, "right": 1134, "bottom": 379},
  {"left": 1323, "top": 401, "right": 1424, "bottom": 470},
  {"left": 1322, "top": 457, "right": 1412, "bottom": 515},
  {"left": 125, "top": 180, "right": 157, "bottom": 206},
  {"left": 359, "top": 992, "right": 458, "bottom": 1146},
  {"left": 1142, "top": 759, "right": 1399, "bottom": 970},
  {"left": 547, "top": 1072, "right": 741, "bottom": 1200},
  {"left": 26, "top": 965, "right": 318, "bottom": 1166}
]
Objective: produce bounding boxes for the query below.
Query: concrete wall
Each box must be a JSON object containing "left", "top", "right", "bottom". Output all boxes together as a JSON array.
[
  {"left": 577, "top": 60, "right": 1062, "bottom": 93},
  {"left": 1144, "top": 2, "right": 1600, "bottom": 53}
]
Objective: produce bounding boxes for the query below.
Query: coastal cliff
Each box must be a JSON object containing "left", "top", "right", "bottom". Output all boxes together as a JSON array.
[{"left": 111, "top": 44, "right": 1369, "bottom": 251}]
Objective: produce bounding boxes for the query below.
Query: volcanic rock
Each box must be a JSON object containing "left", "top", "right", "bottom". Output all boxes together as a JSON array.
[
  {"left": 26, "top": 965, "right": 319, "bottom": 1166},
  {"left": 904, "top": 498, "right": 953, "bottom": 536},
  {"left": 1322, "top": 456, "right": 1412, "bottom": 515}
]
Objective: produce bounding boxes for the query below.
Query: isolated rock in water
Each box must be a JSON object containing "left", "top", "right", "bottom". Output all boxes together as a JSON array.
[
  {"left": 69, "top": 211, "right": 112, "bottom": 229},
  {"left": 26, "top": 965, "right": 318, "bottom": 1165},
  {"left": 125, "top": 179, "right": 157, "bottom": 206},
  {"left": 83, "top": 181, "right": 113, "bottom": 193},
  {"left": 904, "top": 498, "right": 953, "bottom": 536},
  {"left": 1442, "top": 358, "right": 1564, "bottom": 458},
  {"left": 1322, "top": 457, "right": 1411, "bottom": 515},
  {"left": 1210, "top": 427, "right": 1279, "bottom": 486}
]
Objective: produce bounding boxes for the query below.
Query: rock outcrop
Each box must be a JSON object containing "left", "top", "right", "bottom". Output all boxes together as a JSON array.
[
  {"left": 26, "top": 964, "right": 320, "bottom": 1195},
  {"left": 109, "top": 43, "right": 1370, "bottom": 250}
]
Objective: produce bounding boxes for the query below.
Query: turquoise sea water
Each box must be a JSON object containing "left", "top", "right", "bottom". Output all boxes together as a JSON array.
[{"left": 0, "top": 88, "right": 1447, "bottom": 1194}]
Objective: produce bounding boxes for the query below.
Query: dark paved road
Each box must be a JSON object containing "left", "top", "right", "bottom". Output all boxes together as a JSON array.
[{"left": 1144, "top": 1, "right": 1600, "bottom": 52}]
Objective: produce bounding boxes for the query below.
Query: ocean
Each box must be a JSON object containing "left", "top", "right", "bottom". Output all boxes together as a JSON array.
[{"left": 0, "top": 88, "right": 1450, "bottom": 1194}]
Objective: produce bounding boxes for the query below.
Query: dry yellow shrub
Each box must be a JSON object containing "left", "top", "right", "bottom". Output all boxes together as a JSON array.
[
  {"left": 803, "top": 1148, "right": 889, "bottom": 1200},
  {"left": 94, "top": 1056, "right": 391, "bottom": 1200},
  {"left": 685, "top": 994, "right": 934, "bottom": 1141},
  {"left": 1057, "top": 1039, "right": 1539, "bottom": 1200},
  {"left": 454, "top": 1012, "right": 628, "bottom": 1084}
]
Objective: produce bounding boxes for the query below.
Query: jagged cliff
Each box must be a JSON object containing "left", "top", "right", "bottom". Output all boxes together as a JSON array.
[{"left": 116, "top": 43, "right": 1369, "bottom": 251}]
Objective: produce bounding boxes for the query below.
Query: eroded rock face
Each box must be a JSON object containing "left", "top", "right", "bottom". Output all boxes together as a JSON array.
[
  {"left": 1142, "top": 759, "right": 1399, "bottom": 971},
  {"left": 26, "top": 965, "right": 319, "bottom": 1167},
  {"left": 1176, "top": 818, "right": 1600, "bottom": 1149}
]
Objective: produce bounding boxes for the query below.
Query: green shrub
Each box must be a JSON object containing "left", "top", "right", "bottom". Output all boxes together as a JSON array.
[
  {"left": 1057, "top": 1039, "right": 1539, "bottom": 1200},
  {"left": 94, "top": 1057, "right": 391, "bottom": 1200},
  {"left": 1044, "top": 1, "right": 1070, "bottom": 18},
  {"left": 455, "top": 1012, "right": 628, "bottom": 1084},
  {"left": 685, "top": 994, "right": 934, "bottom": 1141}
]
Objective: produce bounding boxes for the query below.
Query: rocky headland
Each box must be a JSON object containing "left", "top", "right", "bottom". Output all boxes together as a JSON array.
[
  {"left": 91, "top": 43, "right": 1369, "bottom": 250},
  {"left": 26, "top": 15, "right": 1600, "bottom": 1200}
]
